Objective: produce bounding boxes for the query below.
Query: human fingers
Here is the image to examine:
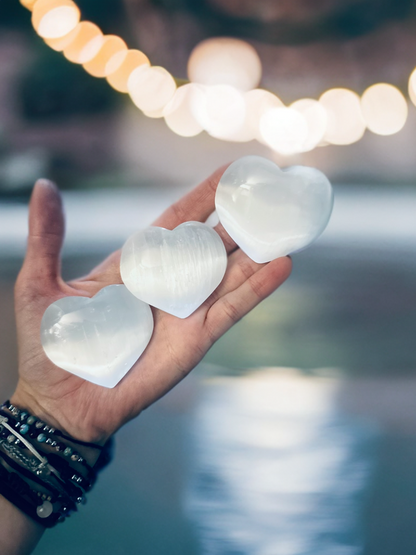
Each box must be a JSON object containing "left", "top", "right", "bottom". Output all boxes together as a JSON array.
[
  {"left": 72, "top": 250, "right": 122, "bottom": 291},
  {"left": 83, "top": 165, "right": 233, "bottom": 285},
  {"left": 204, "top": 249, "right": 264, "bottom": 311},
  {"left": 204, "top": 256, "right": 292, "bottom": 343},
  {"left": 213, "top": 222, "right": 238, "bottom": 254},
  {"left": 152, "top": 164, "right": 230, "bottom": 229},
  {"left": 81, "top": 164, "right": 232, "bottom": 285},
  {"left": 20, "top": 179, "right": 65, "bottom": 287}
]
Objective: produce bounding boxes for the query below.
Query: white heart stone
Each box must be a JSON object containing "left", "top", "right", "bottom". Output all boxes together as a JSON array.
[
  {"left": 41, "top": 284, "right": 154, "bottom": 388},
  {"left": 120, "top": 222, "right": 227, "bottom": 319},
  {"left": 215, "top": 155, "right": 334, "bottom": 263}
]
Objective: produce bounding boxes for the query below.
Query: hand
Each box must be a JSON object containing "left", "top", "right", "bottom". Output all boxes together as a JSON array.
[{"left": 11, "top": 169, "right": 292, "bottom": 445}]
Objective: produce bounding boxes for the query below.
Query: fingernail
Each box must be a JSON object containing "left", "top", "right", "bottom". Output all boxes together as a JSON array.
[{"left": 35, "top": 178, "right": 56, "bottom": 189}]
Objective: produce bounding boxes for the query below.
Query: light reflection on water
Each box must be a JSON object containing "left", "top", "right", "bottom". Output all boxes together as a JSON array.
[{"left": 186, "top": 369, "right": 378, "bottom": 555}]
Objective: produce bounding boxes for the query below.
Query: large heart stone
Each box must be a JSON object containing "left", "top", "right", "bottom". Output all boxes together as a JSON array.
[
  {"left": 41, "top": 284, "right": 154, "bottom": 388},
  {"left": 215, "top": 155, "right": 333, "bottom": 263},
  {"left": 120, "top": 222, "right": 227, "bottom": 318}
]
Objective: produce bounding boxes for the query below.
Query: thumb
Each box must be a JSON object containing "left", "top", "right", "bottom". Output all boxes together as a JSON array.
[{"left": 22, "top": 178, "right": 65, "bottom": 284}]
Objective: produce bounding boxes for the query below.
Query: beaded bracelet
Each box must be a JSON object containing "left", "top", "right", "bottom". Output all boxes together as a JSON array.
[
  {"left": 0, "top": 401, "right": 114, "bottom": 527},
  {"left": 0, "top": 408, "right": 94, "bottom": 484},
  {"left": 1, "top": 401, "right": 104, "bottom": 450}
]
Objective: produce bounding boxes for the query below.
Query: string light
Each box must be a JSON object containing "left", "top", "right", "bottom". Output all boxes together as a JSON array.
[
  {"left": 290, "top": 98, "right": 328, "bottom": 152},
  {"left": 128, "top": 65, "right": 177, "bottom": 114},
  {"left": 83, "top": 36, "right": 127, "bottom": 78},
  {"left": 106, "top": 49, "right": 150, "bottom": 93},
  {"left": 32, "top": 0, "right": 80, "bottom": 39},
  {"left": 260, "top": 107, "right": 308, "bottom": 155},
  {"left": 22, "top": 0, "right": 416, "bottom": 153},
  {"left": 44, "top": 24, "right": 81, "bottom": 51},
  {"left": 163, "top": 84, "right": 204, "bottom": 137},
  {"left": 361, "top": 83, "right": 408, "bottom": 136},
  {"left": 408, "top": 68, "right": 416, "bottom": 107},
  {"left": 201, "top": 84, "right": 246, "bottom": 140},
  {"left": 187, "top": 37, "right": 262, "bottom": 92},
  {"left": 20, "top": 0, "right": 38, "bottom": 11},
  {"left": 319, "top": 88, "right": 366, "bottom": 145},
  {"left": 245, "top": 89, "right": 284, "bottom": 143},
  {"left": 62, "top": 21, "right": 103, "bottom": 64}
]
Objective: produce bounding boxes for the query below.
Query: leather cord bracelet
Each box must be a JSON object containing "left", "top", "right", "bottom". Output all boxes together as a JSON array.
[{"left": 0, "top": 401, "right": 114, "bottom": 527}]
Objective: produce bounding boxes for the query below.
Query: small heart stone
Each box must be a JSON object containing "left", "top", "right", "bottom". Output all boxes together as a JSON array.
[
  {"left": 120, "top": 222, "right": 227, "bottom": 318},
  {"left": 215, "top": 155, "right": 334, "bottom": 263},
  {"left": 41, "top": 285, "right": 154, "bottom": 388}
]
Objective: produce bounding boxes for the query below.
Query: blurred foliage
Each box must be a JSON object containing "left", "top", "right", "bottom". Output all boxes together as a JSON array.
[
  {"left": 18, "top": 46, "right": 120, "bottom": 121},
  {"left": 1, "top": 0, "right": 129, "bottom": 122}
]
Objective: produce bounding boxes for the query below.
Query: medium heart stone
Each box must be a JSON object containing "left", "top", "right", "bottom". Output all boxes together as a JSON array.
[
  {"left": 41, "top": 285, "right": 154, "bottom": 388},
  {"left": 215, "top": 155, "right": 334, "bottom": 263},
  {"left": 120, "top": 222, "right": 227, "bottom": 318}
]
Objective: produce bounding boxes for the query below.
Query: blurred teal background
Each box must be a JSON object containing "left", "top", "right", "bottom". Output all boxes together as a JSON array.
[{"left": 1, "top": 1, "right": 416, "bottom": 554}]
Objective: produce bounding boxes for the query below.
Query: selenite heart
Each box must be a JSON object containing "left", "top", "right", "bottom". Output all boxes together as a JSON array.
[
  {"left": 41, "top": 285, "right": 154, "bottom": 388},
  {"left": 120, "top": 222, "right": 227, "bottom": 318},
  {"left": 215, "top": 155, "right": 334, "bottom": 263}
]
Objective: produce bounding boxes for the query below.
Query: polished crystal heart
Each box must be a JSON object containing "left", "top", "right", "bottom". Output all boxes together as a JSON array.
[
  {"left": 215, "top": 155, "right": 334, "bottom": 263},
  {"left": 41, "top": 285, "right": 154, "bottom": 388},
  {"left": 120, "top": 222, "right": 227, "bottom": 318}
]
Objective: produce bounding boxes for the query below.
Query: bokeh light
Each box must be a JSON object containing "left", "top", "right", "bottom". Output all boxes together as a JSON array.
[
  {"left": 63, "top": 22, "right": 103, "bottom": 64},
  {"left": 361, "top": 83, "right": 408, "bottom": 136},
  {"left": 245, "top": 89, "right": 284, "bottom": 142},
  {"left": 128, "top": 66, "right": 177, "bottom": 113},
  {"left": 319, "top": 88, "right": 366, "bottom": 145},
  {"left": 260, "top": 107, "right": 308, "bottom": 155},
  {"left": 163, "top": 84, "right": 204, "bottom": 137},
  {"left": 188, "top": 37, "right": 262, "bottom": 92},
  {"left": 20, "top": 0, "right": 38, "bottom": 11},
  {"left": 143, "top": 108, "right": 165, "bottom": 119},
  {"left": 44, "top": 24, "right": 81, "bottom": 51},
  {"left": 198, "top": 85, "right": 246, "bottom": 140},
  {"left": 26, "top": 0, "right": 414, "bottom": 149},
  {"left": 408, "top": 68, "right": 416, "bottom": 107},
  {"left": 83, "top": 36, "right": 127, "bottom": 78},
  {"left": 106, "top": 49, "right": 150, "bottom": 93},
  {"left": 290, "top": 98, "right": 328, "bottom": 152},
  {"left": 32, "top": 0, "right": 80, "bottom": 39}
]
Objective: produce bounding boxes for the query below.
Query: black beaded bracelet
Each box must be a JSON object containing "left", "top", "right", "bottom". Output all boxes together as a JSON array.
[
  {"left": 0, "top": 408, "right": 94, "bottom": 480},
  {"left": 1, "top": 401, "right": 104, "bottom": 450},
  {"left": 0, "top": 401, "right": 114, "bottom": 527}
]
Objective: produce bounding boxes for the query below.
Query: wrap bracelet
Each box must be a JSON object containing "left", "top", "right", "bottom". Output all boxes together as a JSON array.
[{"left": 0, "top": 401, "right": 113, "bottom": 527}]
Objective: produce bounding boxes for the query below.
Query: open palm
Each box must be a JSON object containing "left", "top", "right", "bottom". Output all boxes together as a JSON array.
[{"left": 11, "top": 168, "right": 291, "bottom": 445}]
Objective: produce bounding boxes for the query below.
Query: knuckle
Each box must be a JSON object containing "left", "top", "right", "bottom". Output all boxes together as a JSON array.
[
  {"left": 171, "top": 201, "right": 187, "bottom": 224},
  {"left": 215, "top": 226, "right": 236, "bottom": 251},
  {"left": 238, "top": 259, "right": 256, "bottom": 281},
  {"left": 222, "top": 297, "right": 241, "bottom": 324},
  {"left": 205, "top": 320, "right": 219, "bottom": 345},
  {"left": 249, "top": 275, "right": 266, "bottom": 299},
  {"left": 206, "top": 174, "right": 219, "bottom": 193}
]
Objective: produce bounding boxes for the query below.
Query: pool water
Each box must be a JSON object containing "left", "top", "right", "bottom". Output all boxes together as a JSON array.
[
  {"left": 186, "top": 371, "right": 377, "bottom": 555},
  {"left": 1, "top": 185, "right": 414, "bottom": 554},
  {"left": 30, "top": 240, "right": 416, "bottom": 555}
]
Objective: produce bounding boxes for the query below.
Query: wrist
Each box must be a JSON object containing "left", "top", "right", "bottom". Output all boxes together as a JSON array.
[{"left": 9, "top": 387, "right": 105, "bottom": 468}]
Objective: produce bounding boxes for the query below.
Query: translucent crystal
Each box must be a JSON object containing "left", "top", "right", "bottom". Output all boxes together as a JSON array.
[
  {"left": 120, "top": 222, "right": 227, "bottom": 319},
  {"left": 41, "top": 284, "right": 154, "bottom": 388},
  {"left": 215, "top": 155, "right": 334, "bottom": 263}
]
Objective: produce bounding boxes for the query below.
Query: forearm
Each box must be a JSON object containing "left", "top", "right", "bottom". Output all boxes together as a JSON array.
[{"left": 0, "top": 494, "right": 45, "bottom": 555}]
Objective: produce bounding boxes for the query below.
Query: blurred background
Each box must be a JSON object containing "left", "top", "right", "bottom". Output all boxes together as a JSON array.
[{"left": 1, "top": 0, "right": 416, "bottom": 554}]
